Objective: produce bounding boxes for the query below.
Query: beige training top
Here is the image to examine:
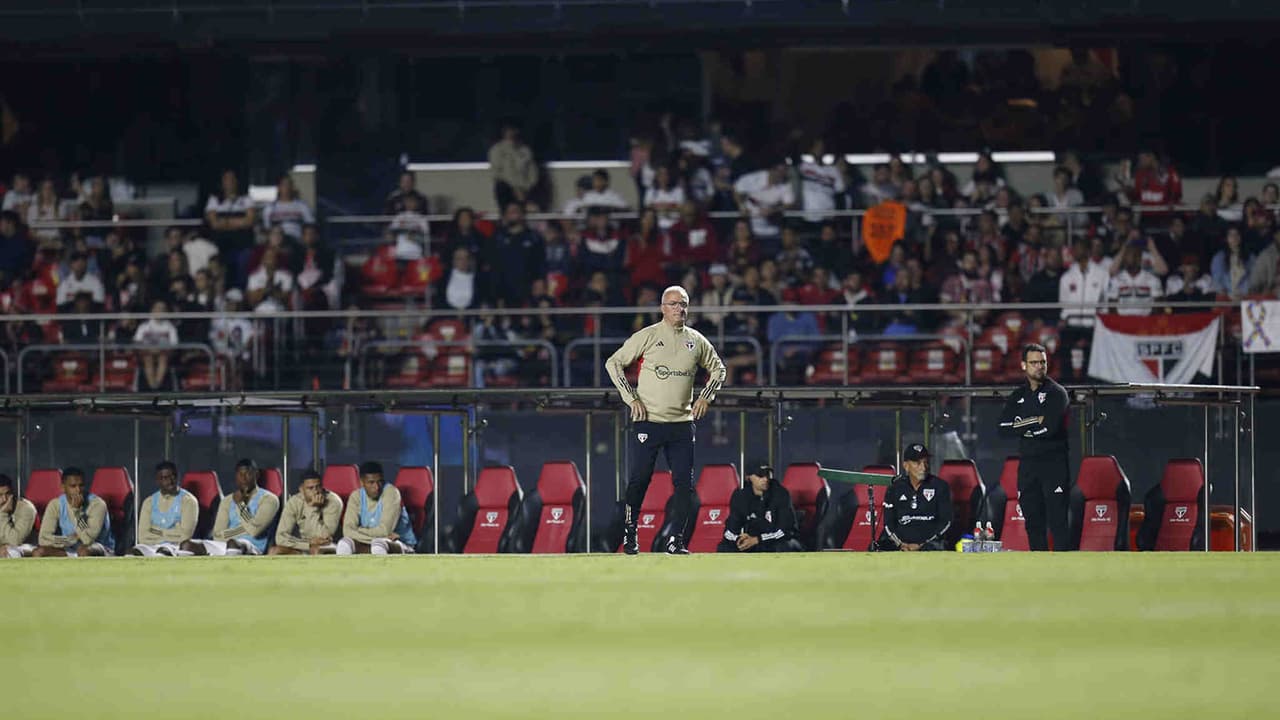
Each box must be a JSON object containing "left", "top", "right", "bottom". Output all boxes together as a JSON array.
[
  {"left": 0, "top": 498, "right": 37, "bottom": 546},
  {"left": 342, "top": 484, "right": 404, "bottom": 544},
  {"left": 276, "top": 492, "right": 344, "bottom": 551},
  {"left": 137, "top": 491, "right": 200, "bottom": 545},
  {"left": 605, "top": 320, "right": 727, "bottom": 423},
  {"left": 38, "top": 495, "right": 108, "bottom": 548},
  {"left": 211, "top": 489, "right": 281, "bottom": 542}
]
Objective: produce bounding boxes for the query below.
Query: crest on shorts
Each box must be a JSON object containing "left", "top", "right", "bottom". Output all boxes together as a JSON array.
[
  {"left": 638, "top": 433, "right": 648, "bottom": 443},
  {"left": 923, "top": 489, "right": 934, "bottom": 501}
]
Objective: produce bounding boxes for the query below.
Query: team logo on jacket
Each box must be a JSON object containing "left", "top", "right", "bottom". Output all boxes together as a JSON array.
[
  {"left": 638, "top": 433, "right": 648, "bottom": 444},
  {"left": 684, "top": 340, "right": 695, "bottom": 352},
  {"left": 765, "top": 511, "right": 772, "bottom": 522},
  {"left": 1037, "top": 392, "right": 1046, "bottom": 404},
  {"left": 551, "top": 508, "right": 564, "bottom": 522},
  {"left": 923, "top": 489, "right": 934, "bottom": 501},
  {"left": 1095, "top": 505, "right": 1108, "bottom": 519},
  {"left": 708, "top": 509, "right": 721, "bottom": 521}
]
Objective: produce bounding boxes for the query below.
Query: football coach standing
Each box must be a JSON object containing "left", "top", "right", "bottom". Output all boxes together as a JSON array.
[
  {"left": 606, "top": 285, "right": 727, "bottom": 555},
  {"left": 998, "top": 342, "right": 1072, "bottom": 551}
]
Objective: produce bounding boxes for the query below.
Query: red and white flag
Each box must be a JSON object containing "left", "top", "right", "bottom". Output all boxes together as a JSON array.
[{"left": 1088, "top": 312, "right": 1220, "bottom": 384}]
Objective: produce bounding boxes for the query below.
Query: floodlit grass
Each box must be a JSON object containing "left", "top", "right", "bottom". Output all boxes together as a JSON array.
[{"left": 1, "top": 553, "right": 1275, "bottom": 718}]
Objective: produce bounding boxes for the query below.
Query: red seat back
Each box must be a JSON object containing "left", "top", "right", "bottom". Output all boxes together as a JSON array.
[
  {"left": 531, "top": 461, "right": 585, "bottom": 554},
  {"left": 781, "top": 463, "right": 828, "bottom": 540},
  {"left": 464, "top": 466, "right": 521, "bottom": 554},
  {"left": 425, "top": 318, "right": 470, "bottom": 345},
  {"left": 394, "top": 466, "right": 434, "bottom": 536},
  {"left": 938, "top": 459, "right": 983, "bottom": 542},
  {"left": 26, "top": 468, "right": 64, "bottom": 518},
  {"left": 996, "top": 457, "right": 1030, "bottom": 551},
  {"left": 399, "top": 256, "right": 442, "bottom": 294},
  {"left": 180, "top": 471, "right": 222, "bottom": 512},
  {"left": 260, "top": 468, "right": 284, "bottom": 498},
  {"left": 322, "top": 464, "right": 361, "bottom": 502},
  {"left": 91, "top": 467, "right": 134, "bottom": 526},
  {"left": 428, "top": 353, "right": 471, "bottom": 387},
  {"left": 907, "top": 343, "right": 960, "bottom": 383},
  {"left": 630, "top": 471, "right": 673, "bottom": 554},
  {"left": 687, "top": 464, "right": 740, "bottom": 553},
  {"left": 1155, "top": 458, "right": 1204, "bottom": 551},
  {"left": 841, "top": 465, "right": 894, "bottom": 550},
  {"left": 361, "top": 245, "right": 400, "bottom": 293},
  {"left": 1074, "top": 456, "right": 1130, "bottom": 551},
  {"left": 859, "top": 344, "right": 907, "bottom": 382}
]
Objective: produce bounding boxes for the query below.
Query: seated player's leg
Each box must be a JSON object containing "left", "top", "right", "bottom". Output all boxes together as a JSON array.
[
  {"left": 32, "top": 546, "right": 69, "bottom": 558},
  {"left": 78, "top": 543, "right": 107, "bottom": 557},
  {"left": 268, "top": 545, "right": 299, "bottom": 556},
  {"left": 336, "top": 538, "right": 372, "bottom": 555}
]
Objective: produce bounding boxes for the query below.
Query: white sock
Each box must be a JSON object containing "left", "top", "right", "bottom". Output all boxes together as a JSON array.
[{"left": 335, "top": 538, "right": 354, "bottom": 556}]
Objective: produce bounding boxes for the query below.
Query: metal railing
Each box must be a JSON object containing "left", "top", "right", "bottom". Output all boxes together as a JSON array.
[
  {"left": 356, "top": 338, "right": 561, "bottom": 389},
  {"left": 16, "top": 342, "right": 218, "bottom": 394}
]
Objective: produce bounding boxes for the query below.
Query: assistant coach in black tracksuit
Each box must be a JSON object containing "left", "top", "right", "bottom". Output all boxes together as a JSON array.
[
  {"left": 998, "top": 342, "right": 1072, "bottom": 551},
  {"left": 876, "top": 443, "right": 953, "bottom": 551},
  {"left": 717, "top": 462, "right": 805, "bottom": 553}
]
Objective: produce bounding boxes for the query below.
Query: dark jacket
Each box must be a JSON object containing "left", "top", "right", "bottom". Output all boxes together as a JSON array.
[
  {"left": 722, "top": 484, "right": 799, "bottom": 546},
  {"left": 998, "top": 377, "right": 1070, "bottom": 459},
  {"left": 485, "top": 225, "right": 546, "bottom": 307},
  {"left": 877, "top": 474, "right": 953, "bottom": 549}
]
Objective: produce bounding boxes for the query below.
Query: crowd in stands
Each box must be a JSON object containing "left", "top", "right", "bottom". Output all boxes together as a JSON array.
[{"left": 2, "top": 112, "right": 1278, "bottom": 390}]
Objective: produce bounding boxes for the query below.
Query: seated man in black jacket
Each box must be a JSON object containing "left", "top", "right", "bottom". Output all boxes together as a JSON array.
[
  {"left": 718, "top": 462, "right": 805, "bottom": 553},
  {"left": 877, "top": 443, "right": 953, "bottom": 551}
]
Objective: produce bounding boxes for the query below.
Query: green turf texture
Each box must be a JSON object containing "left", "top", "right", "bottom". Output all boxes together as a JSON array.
[{"left": 2, "top": 553, "right": 1275, "bottom": 718}]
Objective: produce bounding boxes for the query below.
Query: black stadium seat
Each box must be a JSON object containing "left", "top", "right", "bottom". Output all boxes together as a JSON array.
[
  {"left": 454, "top": 465, "right": 525, "bottom": 554},
  {"left": 1136, "top": 458, "right": 1206, "bottom": 551}
]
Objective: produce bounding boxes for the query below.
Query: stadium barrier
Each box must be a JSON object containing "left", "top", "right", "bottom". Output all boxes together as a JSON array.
[{"left": 0, "top": 383, "right": 1257, "bottom": 553}]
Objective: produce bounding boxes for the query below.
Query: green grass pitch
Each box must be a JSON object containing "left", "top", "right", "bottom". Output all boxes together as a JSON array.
[{"left": 2, "top": 553, "right": 1275, "bottom": 718}]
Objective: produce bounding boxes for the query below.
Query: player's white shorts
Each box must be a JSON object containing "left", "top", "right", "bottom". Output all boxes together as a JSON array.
[
  {"left": 189, "top": 538, "right": 261, "bottom": 556},
  {"left": 335, "top": 537, "right": 414, "bottom": 555},
  {"left": 130, "top": 543, "right": 191, "bottom": 557}
]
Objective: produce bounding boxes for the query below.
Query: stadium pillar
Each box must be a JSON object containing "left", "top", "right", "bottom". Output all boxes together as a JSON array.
[
  {"left": 432, "top": 413, "right": 441, "bottom": 555},
  {"left": 1234, "top": 400, "right": 1240, "bottom": 551},
  {"left": 738, "top": 410, "right": 746, "bottom": 487},
  {"left": 584, "top": 411, "right": 592, "bottom": 553},
  {"left": 1249, "top": 393, "right": 1256, "bottom": 552},
  {"left": 1203, "top": 406, "right": 1210, "bottom": 553},
  {"left": 614, "top": 411, "right": 622, "bottom": 501},
  {"left": 133, "top": 418, "right": 141, "bottom": 548},
  {"left": 281, "top": 418, "right": 290, "bottom": 500},
  {"left": 894, "top": 410, "right": 902, "bottom": 470}
]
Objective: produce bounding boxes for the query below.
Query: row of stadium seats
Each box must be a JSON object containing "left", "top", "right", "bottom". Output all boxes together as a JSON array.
[
  {"left": 18, "top": 455, "right": 1250, "bottom": 554},
  {"left": 40, "top": 353, "right": 222, "bottom": 393}
]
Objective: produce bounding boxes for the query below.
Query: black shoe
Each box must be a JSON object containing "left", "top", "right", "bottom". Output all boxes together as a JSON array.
[
  {"left": 622, "top": 524, "right": 639, "bottom": 555},
  {"left": 665, "top": 535, "right": 690, "bottom": 555}
]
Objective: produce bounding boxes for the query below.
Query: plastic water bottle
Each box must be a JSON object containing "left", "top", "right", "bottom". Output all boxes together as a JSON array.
[{"left": 974, "top": 522, "right": 985, "bottom": 552}]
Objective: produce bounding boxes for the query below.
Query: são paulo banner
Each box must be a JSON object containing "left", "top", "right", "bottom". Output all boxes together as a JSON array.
[{"left": 1088, "top": 312, "right": 1220, "bottom": 384}]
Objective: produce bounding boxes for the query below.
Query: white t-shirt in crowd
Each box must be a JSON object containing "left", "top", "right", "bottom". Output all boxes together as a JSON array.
[
  {"left": 262, "top": 199, "right": 314, "bottom": 240},
  {"left": 1166, "top": 273, "right": 1215, "bottom": 296},
  {"left": 581, "top": 189, "right": 629, "bottom": 210},
  {"left": 205, "top": 194, "right": 253, "bottom": 218},
  {"left": 56, "top": 272, "right": 106, "bottom": 306},
  {"left": 798, "top": 161, "right": 846, "bottom": 223},
  {"left": 389, "top": 211, "right": 429, "bottom": 261},
  {"left": 734, "top": 170, "right": 795, "bottom": 238},
  {"left": 134, "top": 319, "right": 178, "bottom": 346},
  {"left": 183, "top": 237, "right": 220, "bottom": 274},
  {"left": 645, "top": 186, "right": 685, "bottom": 230},
  {"left": 2, "top": 190, "right": 33, "bottom": 213},
  {"left": 247, "top": 267, "right": 295, "bottom": 312},
  {"left": 210, "top": 318, "right": 255, "bottom": 360},
  {"left": 445, "top": 270, "right": 476, "bottom": 310},
  {"left": 1059, "top": 261, "right": 1110, "bottom": 326},
  {"left": 1107, "top": 269, "right": 1164, "bottom": 316}
]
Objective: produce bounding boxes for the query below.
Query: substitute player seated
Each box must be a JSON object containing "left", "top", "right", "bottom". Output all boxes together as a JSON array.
[
  {"left": 876, "top": 444, "right": 953, "bottom": 552},
  {"left": 336, "top": 461, "right": 416, "bottom": 555},
  {"left": 271, "top": 469, "right": 343, "bottom": 555},
  {"left": 33, "top": 467, "right": 113, "bottom": 557},
  {"left": 129, "top": 461, "right": 199, "bottom": 557},
  {"left": 182, "top": 459, "right": 280, "bottom": 556},
  {"left": 718, "top": 461, "right": 804, "bottom": 553},
  {"left": 0, "top": 474, "right": 38, "bottom": 558}
]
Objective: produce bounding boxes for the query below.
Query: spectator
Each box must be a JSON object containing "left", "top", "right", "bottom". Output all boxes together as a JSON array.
[
  {"left": 246, "top": 248, "right": 294, "bottom": 313},
  {"left": 970, "top": 210, "right": 1005, "bottom": 261},
  {"left": 115, "top": 258, "right": 148, "bottom": 314},
  {"left": 1121, "top": 152, "right": 1182, "bottom": 211},
  {"left": 561, "top": 175, "right": 594, "bottom": 221},
  {"left": 193, "top": 269, "right": 217, "bottom": 309},
  {"left": 60, "top": 291, "right": 102, "bottom": 345},
  {"left": 488, "top": 122, "right": 538, "bottom": 210},
  {"left": 148, "top": 250, "right": 189, "bottom": 304},
  {"left": 385, "top": 170, "right": 428, "bottom": 215},
  {"left": 56, "top": 252, "right": 105, "bottom": 307},
  {"left": 77, "top": 176, "right": 115, "bottom": 247},
  {"left": 1214, "top": 176, "right": 1242, "bottom": 222},
  {"left": 2, "top": 172, "right": 33, "bottom": 216},
  {"left": 1243, "top": 198, "right": 1275, "bottom": 256},
  {"left": 580, "top": 207, "right": 627, "bottom": 279},
  {"left": 262, "top": 175, "right": 314, "bottom": 242},
  {"left": 699, "top": 264, "right": 734, "bottom": 334},
  {"left": 385, "top": 192, "right": 429, "bottom": 261},
  {"left": 1190, "top": 193, "right": 1226, "bottom": 251},
  {"left": 1211, "top": 227, "right": 1254, "bottom": 299},
  {"left": 758, "top": 259, "right": 783, "bottom": 302},
  {"left": 940, "top": 249, "right": 995, "bottom": 318},
  {"left": 248, "top": 226, "right": 298, "bottom": 277},
  {"left": 292, "top": 224, "right": 336, "bottom": 311},
  {"left": 810, "top": 222, "right": 853, "bottom": 280},
  {"left": 677, "top": 141, "right": 715, "bottom": 205},
  {"left": 1107, "top": 245, "right": 1163, "bottom": 316},
  {"left": 645, "top": 166, "right": 684, "bottom": 231},
  {"left": 725, "top": 219, "right": 759, "bottom": 279},
  {"left": 718, "top": 132, "right": 752, "bottom": 181},
  {"left": 881, "top": 242, "right": 908, "bottom": 290},
  {"left": 1166, "top": 215, "right": 1204, "bottom": 269},
  {"left": 797, "top": 266, "right": 840, "bottom": 305},
  {"left": 485, "top": 202, "right": 545, "bottom": 308},
  {"left": 134, "top": 300, "right": 179, "bottom": 390},
  {"left": 707, "top": 165, "right": 739, "bottom": 239},
  {"left": 734, "top": 159, "right": 795, "bottom": 250},
  {"left": 977, "top": 244, "right": 1003, "bottom": 301},
  {"left": 737, "top": 265, "right": 774, "bottom": 307},
  {"left": 1024, "top": 242, "right": 1064, "bottom": 323},
  {"left": 881, "top": 270, "right": 924, "bottom": 335},
  {"left": 437, "top": 247, "right": 483, "bottom": 311},
  {"left": 774, "top": 226, "right": 814, "bottom": 287},
  {"left": 1014, "top": 223, "right": 1048, "bottom": 282},
  {"left": 1046, "top": 166, "right": 1086, "bottom": 232},
  {"left": 181, "top": 230, "right": 219, "bottom": 276},
  {"left": 210, "top": 290, "right": 255, "bottom": 383},
  {"left": 1059, "top": 49, "right": 1113, "bottom": 97},
  {"left": 841, "top": 272, "right": 875, "bottom": 335},
  {"left": 582, "top": 168, "right": 630, "bottom": 212},
  {"left": 1247, "top": 226, "right": 1280, "bottom": 296},
  {"left": 0, "top": 211, "right": 31, "bottom": 287},
  {"left": 1113, "top": 229, "right": 1169, "bottom": 279},
  {"left": 887, "top": 156, "right": 913, "bottom": 195},
  {"left": 203, "top": 170, "right": 256, "bottom": 280},
  {"left": 1002, "top": 201, "right": 1030, "bottom": 248},
  {"left": 861, "top": 164, "right": 899, "bottom": 205},
  {"left": 625, "top": 208, "right": 669, "bottom": 294},
  {"left": 1165, "top": 255, "right": 1214, "bottom": 306},
  {"left": 27, "top": 179, "right": 65, "bottom": 246},
  {"left": 472, "top": 305, "right": 520, "bottom": 386},
  {"left": 798, "top": 138, "right": 846, "bottom": 225},
  {"left": 627, "top": 285, "right": 662, "bottom": 333},
  {"left": 444, "top": 207, "right": 486, "bottom": 262},
  {"left": 961, "top": 152, "right": 1005, "bottom": 202},
  {"left": 668, "top": 202, "right": 719, "bottom": 271}
]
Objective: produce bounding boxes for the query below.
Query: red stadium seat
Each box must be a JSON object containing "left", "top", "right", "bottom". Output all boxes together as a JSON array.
[
  {"left": 260, "top": 468, "right": 284, "bottom": 498},
  {"left": 180, "top": 359, "right": 221, "bottom": 391},
  {"left": 528, "top": 461, "right": 587, "bottom": 553},
  {"left": 91, "top": 467, "right": 135, "bottom": 553},
  {"left": 397, "top": 256, "right": 442, "bottom": 298},
  {"left": 360, "top": 245, "right": 401, "bottom": 298},
  {"left": 907, "top": 342, "right": 961, "bottom": 384},
  {"left": 44, "top": 353, "right": 93, "bottom": 393},
  {"left": 1136, "top": 458, "right": 1204, "bottom": 551},
  {"left": 937, "top": 459, "right": 987, "bottom": 546},
  {"left": 686, "top": 464, "right": 740, "bottom": 553},
  {"left": 385, "top": 352, "right": 431, "bottom": 389},
  {"left": 180, "top": 470, "right": 222, "bottom": 539},
  {"left": 780, "top": 463, "right": 829, "bottom": 550},
  {"left": 839, "top": 465, "right": 894, "bottom": 551},
  {"left": 394, "top": 466, "right": 434, "bottom": 538},
  {"left": 1070, "top": 456, "right": 1132, "bottom": 551},
  {"left": 25, "top": 468, "right": 64, "bottom": 532},
  {"left": 424, "top": 318, "right": 470, "bottom": 345},
  {"left": 427, "top": 352, "right": 471, "bottom": 387},
  {"left": 970, "top": 343, "right": 1004, "bottom": 384},
  {"left": 988, "top": 457, "right": 1030, "bottom": 551},
  {"left": 459, "top": 465, "right": 524, "bottom": 554},
  {"left": 621, "top": 470, "right": 673, "bottom": 554},
  {"left": 859, "top": 344, "right": 907, "bottom": 384},
  {"left": 805, "top": 348, "right": 859, "bottom": 385},
  {"left": 322, "top": 464, "right": 360, "bottom": 502},
  {"left": 101, "top": 353, "right": 139, "bottom": 391},
  {"left": 1210, "top": 506, "right": 1253, "bottom": 552}
]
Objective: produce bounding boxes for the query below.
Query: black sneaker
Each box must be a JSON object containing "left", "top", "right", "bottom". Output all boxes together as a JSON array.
[
  {"left": 622, "top": 524, "right": 639, "bottom": 555},
  {"left": 665, "top": 535, "right": 690, "bottom": 555}
]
